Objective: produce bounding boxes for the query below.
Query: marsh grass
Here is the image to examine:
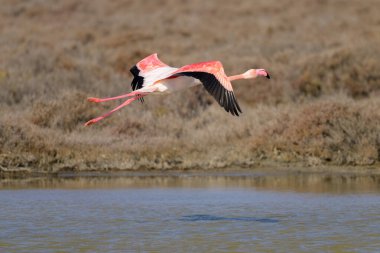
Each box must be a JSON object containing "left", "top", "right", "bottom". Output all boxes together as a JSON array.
[{"left": 0, "top": 0, "right": 379, "bottom": 173}]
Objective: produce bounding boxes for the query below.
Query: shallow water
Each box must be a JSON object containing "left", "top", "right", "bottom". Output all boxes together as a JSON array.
[{"left": 1, "top": 173, "right": 380, "bottom": 252}]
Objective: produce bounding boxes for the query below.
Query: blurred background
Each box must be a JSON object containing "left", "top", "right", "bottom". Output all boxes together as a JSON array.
[{"left": 0, "top": 0, "right": 379, "bottom": 174}]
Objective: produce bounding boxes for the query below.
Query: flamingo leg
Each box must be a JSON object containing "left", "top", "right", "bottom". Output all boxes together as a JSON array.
[
  {"left": 84, "top": 95, "right": 145, "bottom": 126},
  {"left": 88, "top": 91, "right": 145, "bottom": 103}
]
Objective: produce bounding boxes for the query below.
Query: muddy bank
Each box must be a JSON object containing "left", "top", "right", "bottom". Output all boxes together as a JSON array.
[
  {"left": 1, "top": 159, "right": 380, "bottom": 179},
  {"left": 1, "top": 170, "right": 380, "bottom": 194}
]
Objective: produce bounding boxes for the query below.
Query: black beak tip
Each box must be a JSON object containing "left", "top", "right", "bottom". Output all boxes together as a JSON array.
[{"left": 266, "top": 73, "right": 271, "bottom": 79}]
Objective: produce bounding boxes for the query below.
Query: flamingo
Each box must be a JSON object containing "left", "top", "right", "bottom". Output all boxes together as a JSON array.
[{"left": 85, "top": 53, "right": 270, "bottom": 126}]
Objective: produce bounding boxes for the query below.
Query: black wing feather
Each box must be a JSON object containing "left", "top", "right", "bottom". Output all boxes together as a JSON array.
[
  {"left": 176, "top": 72, "right": 242, "bottom": 116},
  {"left": 130, "top": 65, "right": 144, "bottom": 103}
]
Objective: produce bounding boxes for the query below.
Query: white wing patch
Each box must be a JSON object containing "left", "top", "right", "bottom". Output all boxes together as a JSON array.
[{"left": 141, "top": 66, "right": 178, "bottom": 87}]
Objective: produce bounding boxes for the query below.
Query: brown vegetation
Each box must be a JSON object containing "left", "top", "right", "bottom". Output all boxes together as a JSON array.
[{"left": 0, "top": 0, "right": 379, "bottom": 175}]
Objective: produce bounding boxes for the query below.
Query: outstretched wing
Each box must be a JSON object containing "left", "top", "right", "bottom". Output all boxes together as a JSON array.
[
  {"left": 170, "top": 61, "right": 242, "bottom": 116},
  {"left": 130, "top": 53, "right": 169, "bottom": 103}
]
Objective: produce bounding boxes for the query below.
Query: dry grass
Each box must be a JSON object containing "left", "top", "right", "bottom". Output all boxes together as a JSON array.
[{"left": 0, "top": 0, "right": 379, "bottom": 174}]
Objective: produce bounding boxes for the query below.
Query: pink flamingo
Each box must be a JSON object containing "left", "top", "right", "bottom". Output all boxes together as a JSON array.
[{"left": 85, "top": 53, "right": 270, "bottom": 126}]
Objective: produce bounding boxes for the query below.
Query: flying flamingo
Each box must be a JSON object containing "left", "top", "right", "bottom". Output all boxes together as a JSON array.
[{"left": 85, "top": 53, "right": 270, "bottom": 126}]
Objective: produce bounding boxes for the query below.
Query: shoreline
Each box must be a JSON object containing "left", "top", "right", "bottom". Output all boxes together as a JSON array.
[
  {"left": 1, "top": 160, "right": 380, "bottom": 179},
  {"left": 1, "top": 166, "right": 379, "bottom": 193}
]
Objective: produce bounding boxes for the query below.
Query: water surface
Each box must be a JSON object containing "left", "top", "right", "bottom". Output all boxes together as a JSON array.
[{"left": 1, "top": 173, "right": 379, "bottom": 252}]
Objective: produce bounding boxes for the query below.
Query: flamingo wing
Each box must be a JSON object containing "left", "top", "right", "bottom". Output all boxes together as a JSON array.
[
  {"left": 170, "top": 61, "right": 242, "bottom": 116},
  {"left": 130, "top": 53, "right": 170, "bottom": 102}
]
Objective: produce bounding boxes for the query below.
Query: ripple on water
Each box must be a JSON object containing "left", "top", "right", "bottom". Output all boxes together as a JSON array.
[{"left": 179, "top": 214, "right": 279, "bottom": 223}]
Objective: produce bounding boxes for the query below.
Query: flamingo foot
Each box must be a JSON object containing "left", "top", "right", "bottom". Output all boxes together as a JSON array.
[
  {"left": 87, "top": 97, "right": 102, "bottom": 103},
  {"left": 84, "top": 117, "right": 103, "bottom": 126}
]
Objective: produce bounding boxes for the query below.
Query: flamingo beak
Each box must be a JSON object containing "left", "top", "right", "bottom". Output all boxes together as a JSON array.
[{"left": 257, "top": 69, "right": 270, "bottom": 79}]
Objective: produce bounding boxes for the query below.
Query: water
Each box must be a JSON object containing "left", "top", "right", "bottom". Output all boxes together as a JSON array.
[{"left": 1, "top": 173, "right": 380, "bottom": 252}]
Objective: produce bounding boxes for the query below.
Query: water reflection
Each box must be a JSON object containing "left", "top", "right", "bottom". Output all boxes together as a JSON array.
[{"left": 1, "top": 172, "right": 379, "bottom": 193}]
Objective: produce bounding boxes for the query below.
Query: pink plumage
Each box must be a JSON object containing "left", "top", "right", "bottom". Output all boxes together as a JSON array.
[{"left": 136, "top": 53, "right": 168, "bottom": 73}]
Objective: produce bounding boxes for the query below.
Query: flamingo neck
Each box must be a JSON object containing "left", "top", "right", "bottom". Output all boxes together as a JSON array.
[{"left": 227, "top": 73, "right": 247, "bottom": 82}]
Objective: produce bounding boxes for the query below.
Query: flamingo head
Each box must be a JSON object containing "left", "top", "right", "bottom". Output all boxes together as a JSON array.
[{"left": 243, "top": 69, "right": 270, "bottom": 79}]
